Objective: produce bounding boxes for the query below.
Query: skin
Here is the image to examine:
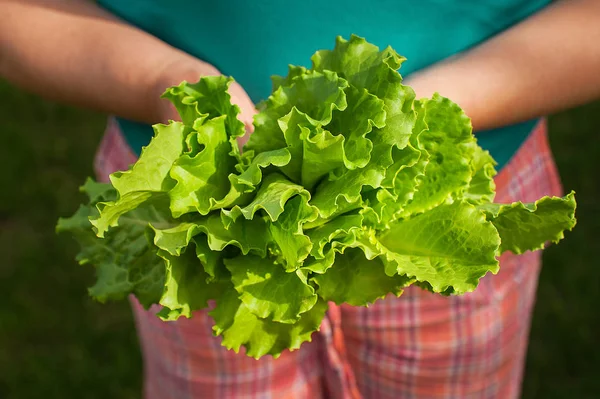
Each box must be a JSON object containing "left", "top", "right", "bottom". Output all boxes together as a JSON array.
[
  {"left": 404, "top": 0, "right": 600, "bottom": 131},
  {"left": 1, "top": 0, "right": 599, "bottom": 134},
  {"left": 0, "top": 0, "right": 256, "bottom": 132}
]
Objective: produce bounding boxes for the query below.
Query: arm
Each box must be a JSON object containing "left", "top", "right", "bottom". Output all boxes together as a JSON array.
[
  {"left": 0, "top": 0, "right": 254, "bottom": 125},
  {"left": 405, "top": 0, "right": 600, "bottom": 131}
]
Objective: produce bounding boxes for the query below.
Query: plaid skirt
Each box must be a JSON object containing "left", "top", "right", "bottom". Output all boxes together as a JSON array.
[{"left": 94, "top": 119, "right": 563, "bottom": 399}]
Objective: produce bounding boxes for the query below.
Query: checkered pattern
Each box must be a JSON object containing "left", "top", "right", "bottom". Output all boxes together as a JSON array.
[{"left": 94, "top": 118, "right": 562, "bottom": 399}]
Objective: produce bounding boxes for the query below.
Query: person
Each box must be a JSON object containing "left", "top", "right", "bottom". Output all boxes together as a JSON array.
[{"left": 1, "top": 1, "right": 598, "bottom": 398}]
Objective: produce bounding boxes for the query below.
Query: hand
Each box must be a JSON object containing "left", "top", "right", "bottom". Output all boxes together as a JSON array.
[{"left": 151, "top": 58, "right": 257, "bottom": 147}]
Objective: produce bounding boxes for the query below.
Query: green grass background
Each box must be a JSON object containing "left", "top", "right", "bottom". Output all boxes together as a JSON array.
[{"left": 0, "top": 79, "right": 598, "bottom": 398}]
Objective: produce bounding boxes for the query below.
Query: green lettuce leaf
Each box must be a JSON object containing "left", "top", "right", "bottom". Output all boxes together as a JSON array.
[
  {"left": 400, "top": 95, "right": 476, "bottom": 216},
  {"left": 463, "top": 145, "right": 497, "bottom": 204},
  {"left": 301, "top": 214, "right": 364, "bottom": 274},
  {"left": 325, "top": 86, "right": 385, "bottom": 169},
  {"left": 90, "top": 191, "right": 158, "bottom": 238},
  {"left": 90, "top": 121, "right": 187, "bottom": 237},
  {"left": 276, "top": 108, "right": 345, "bottom": 188},
  {"left": 245, "top": 70, "right": 348, "bottom": 155},
  {"left": 313, "top": 248, "right": 413, "bottom": 306},
  {"left": 210, "top": 287, "right": 328, "bottom": 359},
  {"left": 378, "top": 201, "right": 501, "bottom": 294},
  {"left": 193, "top": 214, "right": 272, "bottom": 256},
  {"left": 269, "top": 195, "right": 317, "bottom": 270},
  {"left": 162, "top": 75, "right": 245, "bottom": 139},
  {"left": 193, "top": 235, "right": 228, "bottom": 282},
  {"left": 225, "top": 255, "right": 318, "bottom": 323},
  {"left": 168, "top": 116, "right": 239, "bottom": 217},
  {"left": 211, "top": 148, "right": 292, "bottom": 210},
  {"left": 222, "top": 173, "right": 311, "bottom": 224},
  {"left": 57, "top": 185, "right": 167, "bottom": 308},
  {"left": 152, "top": 213, "right": 272, "bottom": 257},
  {"left": 157, "top": 245, "right": 224, "bottom": 321},
  {"left": 479, "top": 191, "right": 577, "bottom": 254},
  {"left": 312, "top": 34, "right": 416, "bottom": 150},
  {"left": 109, "top": 122, "right": 185, "bottom": 195}
]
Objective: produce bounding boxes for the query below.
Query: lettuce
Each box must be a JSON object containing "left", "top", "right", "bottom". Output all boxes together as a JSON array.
[{"left": 57, "top": 35, "right": 577, "bottom": 359}]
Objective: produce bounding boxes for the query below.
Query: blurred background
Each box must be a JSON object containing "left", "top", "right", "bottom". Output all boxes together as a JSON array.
[{"left": 0, "top": 77, "right": 598, "bottom": 398}]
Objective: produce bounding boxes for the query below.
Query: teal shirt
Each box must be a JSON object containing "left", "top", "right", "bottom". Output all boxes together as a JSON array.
[{"left": 98, "top": 0, "right": 549, "bottom": 170}]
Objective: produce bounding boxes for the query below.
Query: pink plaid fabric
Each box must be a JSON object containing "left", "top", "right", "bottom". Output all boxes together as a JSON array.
[{"left": 94, "top": 118, "right": 563, "bottom": 399}]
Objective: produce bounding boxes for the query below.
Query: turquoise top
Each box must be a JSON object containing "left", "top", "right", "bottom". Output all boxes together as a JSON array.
[{"left": 98, "top": 0, "right": 549, "bottom": 170}]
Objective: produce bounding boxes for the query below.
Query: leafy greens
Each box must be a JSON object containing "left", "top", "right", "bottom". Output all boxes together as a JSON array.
[{"left": 57, "top": 35, "right": 577, "bottom": 359}]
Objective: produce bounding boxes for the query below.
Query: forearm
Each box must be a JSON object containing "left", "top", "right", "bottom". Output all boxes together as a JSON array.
[
  {"left": 0, "top": 0, "right": 216, "bottom": 124},
  {"left": 406, "top": 0, "right": 600, "bottom": 132}
]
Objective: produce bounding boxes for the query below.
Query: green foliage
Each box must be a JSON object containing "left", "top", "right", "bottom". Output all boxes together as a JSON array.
[{"left": 57, "top": 35, "right": 576, "bottom": 359}]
